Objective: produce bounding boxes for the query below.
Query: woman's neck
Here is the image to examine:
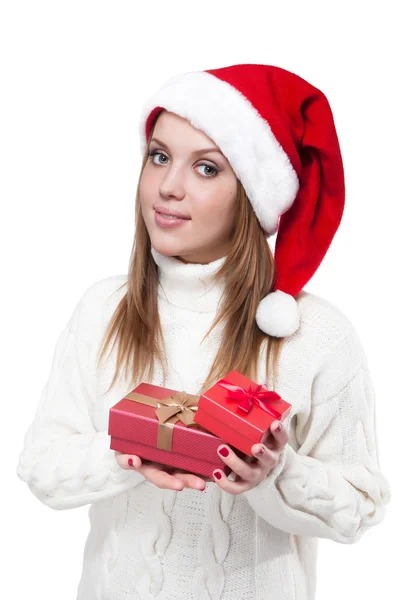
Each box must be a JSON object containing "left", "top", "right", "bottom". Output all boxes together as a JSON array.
[{"left": 150, "top": 247, "right": 227, "bottom": 313}]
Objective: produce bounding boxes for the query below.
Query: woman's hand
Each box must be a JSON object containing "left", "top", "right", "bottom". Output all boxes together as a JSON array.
[
  {"left": 114, "top": 452, "right": 208, "bottom": 491},
  {"left": 114, "top": 419, "right": 288, "bottom": 494},
  {"left": 212, "top": 420, "right": 289, "bottom": 495}
]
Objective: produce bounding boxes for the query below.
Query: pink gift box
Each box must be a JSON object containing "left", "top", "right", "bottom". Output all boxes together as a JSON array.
[{"left": 108, "top": 382, "right": 233, "bottom": 478}]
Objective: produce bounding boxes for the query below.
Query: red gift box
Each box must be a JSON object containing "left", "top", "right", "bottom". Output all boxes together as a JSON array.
[
  {"left": 108, "top": 383, "right": 232, "bottom": 478},
  {"left": 194, "top": 370, "right": 292, "bottom": 456}
]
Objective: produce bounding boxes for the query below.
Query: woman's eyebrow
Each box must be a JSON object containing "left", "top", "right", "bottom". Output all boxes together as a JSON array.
[{"left": 149, "top": 137, "right": 223, "bottom": 156}]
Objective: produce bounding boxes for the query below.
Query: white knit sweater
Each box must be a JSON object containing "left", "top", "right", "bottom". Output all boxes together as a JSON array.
[{"left": 17, "top": 248, "right": 391, "bottom": 600}]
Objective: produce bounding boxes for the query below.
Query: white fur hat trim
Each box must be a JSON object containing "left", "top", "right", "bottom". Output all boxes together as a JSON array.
[{"left": 255, "top": 290, "right": 300, "bottom": 337}]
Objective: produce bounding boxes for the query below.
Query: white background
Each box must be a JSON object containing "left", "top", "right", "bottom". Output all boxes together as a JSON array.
[{"left": 2, "top": 1, "right": 398, "bottom": 598}]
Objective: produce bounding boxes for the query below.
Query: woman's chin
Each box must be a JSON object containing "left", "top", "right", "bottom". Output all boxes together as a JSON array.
[{"left": 150, "top": 239, "right": 186, "bottom": 258}]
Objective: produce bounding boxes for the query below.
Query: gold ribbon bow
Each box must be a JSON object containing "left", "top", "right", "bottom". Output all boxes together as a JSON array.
[{"left": 124, "top": 390, "right": 199, "bottom": 451}]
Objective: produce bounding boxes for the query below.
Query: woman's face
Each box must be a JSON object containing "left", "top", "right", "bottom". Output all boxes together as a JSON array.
[{"left": 139, "top": 111, "right": 238, "bottom": 264}]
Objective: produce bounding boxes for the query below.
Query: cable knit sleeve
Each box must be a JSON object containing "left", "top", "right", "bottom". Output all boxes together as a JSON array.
[
  {"left": 16, "top": 288, "right": 145, "bottom": 510},
  {"left": 243, "top": 328, "right": 391, "bottom": 543}
]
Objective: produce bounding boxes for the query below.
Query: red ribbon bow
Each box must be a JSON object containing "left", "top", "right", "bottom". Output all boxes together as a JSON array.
[{"left": 217, "top": 378, "right": 282, "bottom": 419}]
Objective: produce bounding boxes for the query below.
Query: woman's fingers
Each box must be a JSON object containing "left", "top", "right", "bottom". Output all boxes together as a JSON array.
[
  {"left": 212, "top": 423, "right": 290, "bottom": 493},
  {"left": 158, "top": 465, "right": 206, "bottom": 490},
  {"left": 216, "top": 445, "right": 264, "bottom": 482},
  {"left": 114, "top": 452, "right": 207, "bottom": 490},
  {"left": 141, "top": 463, "right": 185, "bottom": 490},
  {"left": 265, "top": 420, "right": 289, "bottom": 451},
  {"left": 126, "top": 457, "right": 186, "bottom": 490},
  {"left": 142, "top": 465, "right": 206, "bottom": 490},
  {"left": 114, "top": 451, "right": 142, "bottom": 470},
  {"left": 171, "top": 471, "right": 207, "bottom": 490}
]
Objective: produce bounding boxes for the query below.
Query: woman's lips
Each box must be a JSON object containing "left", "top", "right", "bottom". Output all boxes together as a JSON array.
[{"left": 154, "top": 209, "right": 191, "bottom": 228}]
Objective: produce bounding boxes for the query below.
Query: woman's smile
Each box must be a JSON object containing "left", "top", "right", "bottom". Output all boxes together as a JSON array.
[{"left": 154, "top": 209, "right": 191, "bottom": 228}]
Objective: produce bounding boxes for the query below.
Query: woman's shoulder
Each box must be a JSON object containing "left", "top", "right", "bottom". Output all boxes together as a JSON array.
[
  {"left": 296, "top": 289, "right": 357, "bottom": 340},
  {"left": 79, "top": 274, "right": 128, "bottom": 308},
  {"left": 67, "top": 274, "right": 128, "bottom": 336},
  {"left": 291, "top": 290, "right": 367, "bottom": 370},
  {"left": 292, "top": 290, "right": 371, "bottom": 399}
]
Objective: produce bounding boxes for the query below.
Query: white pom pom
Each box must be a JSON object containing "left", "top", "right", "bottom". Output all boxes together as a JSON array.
[{"left": 255, "top": 290, "right": 300, "bottom": 337}]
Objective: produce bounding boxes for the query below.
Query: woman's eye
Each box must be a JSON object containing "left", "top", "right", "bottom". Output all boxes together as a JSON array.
[
  {"left": 196, "top": 164, "right": 218, "bottom": 178},
  {"left": 149, "top": 151, "right": 169, "bottom": 165},
  {"left": 149, "top": 151, "right": 218, "bottom": 178}
]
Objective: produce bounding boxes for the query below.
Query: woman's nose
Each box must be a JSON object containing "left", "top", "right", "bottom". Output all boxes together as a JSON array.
[{"left": 159, "top": 165, "right": 186, "bottom": 200}]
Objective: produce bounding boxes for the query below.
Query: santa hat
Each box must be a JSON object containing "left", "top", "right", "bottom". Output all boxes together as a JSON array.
[{"left": 138, "top": 63, "right": 345, "bottom": 337}]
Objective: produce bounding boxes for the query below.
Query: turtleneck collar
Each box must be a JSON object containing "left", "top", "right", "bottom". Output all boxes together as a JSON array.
[{"left": 150, "top": 247, "right": 227, "bottom": 313}]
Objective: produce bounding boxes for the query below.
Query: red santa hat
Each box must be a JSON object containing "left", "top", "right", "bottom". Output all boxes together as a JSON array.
[{"left": 138, "top": 63, "right": 345, "bottom": 338}]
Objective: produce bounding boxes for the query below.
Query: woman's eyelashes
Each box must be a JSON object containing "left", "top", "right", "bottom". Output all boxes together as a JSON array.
[{"left": 148, "top": 150, "right": 220, "bottom": 178}]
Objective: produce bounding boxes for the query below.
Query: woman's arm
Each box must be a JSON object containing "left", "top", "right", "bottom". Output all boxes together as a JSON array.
[
  {"left": 16, "top": 285, "right": 145, "bottom": 510},
  {"left": 243, "top": 329, "right": 391, "bottom": 543}
]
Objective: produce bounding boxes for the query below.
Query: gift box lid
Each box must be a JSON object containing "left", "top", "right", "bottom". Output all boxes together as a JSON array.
[
  {"left": 108, "top": 382, "right": 225, "bottom": 463},
  {"left": 196, "top": 370, "right": 292, "bottom": 444}
]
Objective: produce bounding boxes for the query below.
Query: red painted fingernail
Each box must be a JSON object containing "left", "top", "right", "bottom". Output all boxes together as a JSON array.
[
  {"left": 213, "top": 470, "right": 222, "bottom": 480},
  {"left": 256, "top": 446, "right": 265, "bottom": 456},
  {"left": 128, "top": 458, "right": 134, "bottom": 467},
  {"left": 218, "top": 447, "right": 229, "bottom": 457},
  {"left": 276, "top": 423, "right": 282, "bottom": 432}
]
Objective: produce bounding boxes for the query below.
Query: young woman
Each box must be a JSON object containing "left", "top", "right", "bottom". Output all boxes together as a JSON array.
[{"left": 17, "top": 63, "right": 391, "bottom": 600}]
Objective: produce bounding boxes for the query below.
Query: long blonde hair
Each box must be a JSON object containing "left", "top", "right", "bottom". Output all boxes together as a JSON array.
[{"left": 97, "top": 111, "right": 286, "bottom": 396}]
